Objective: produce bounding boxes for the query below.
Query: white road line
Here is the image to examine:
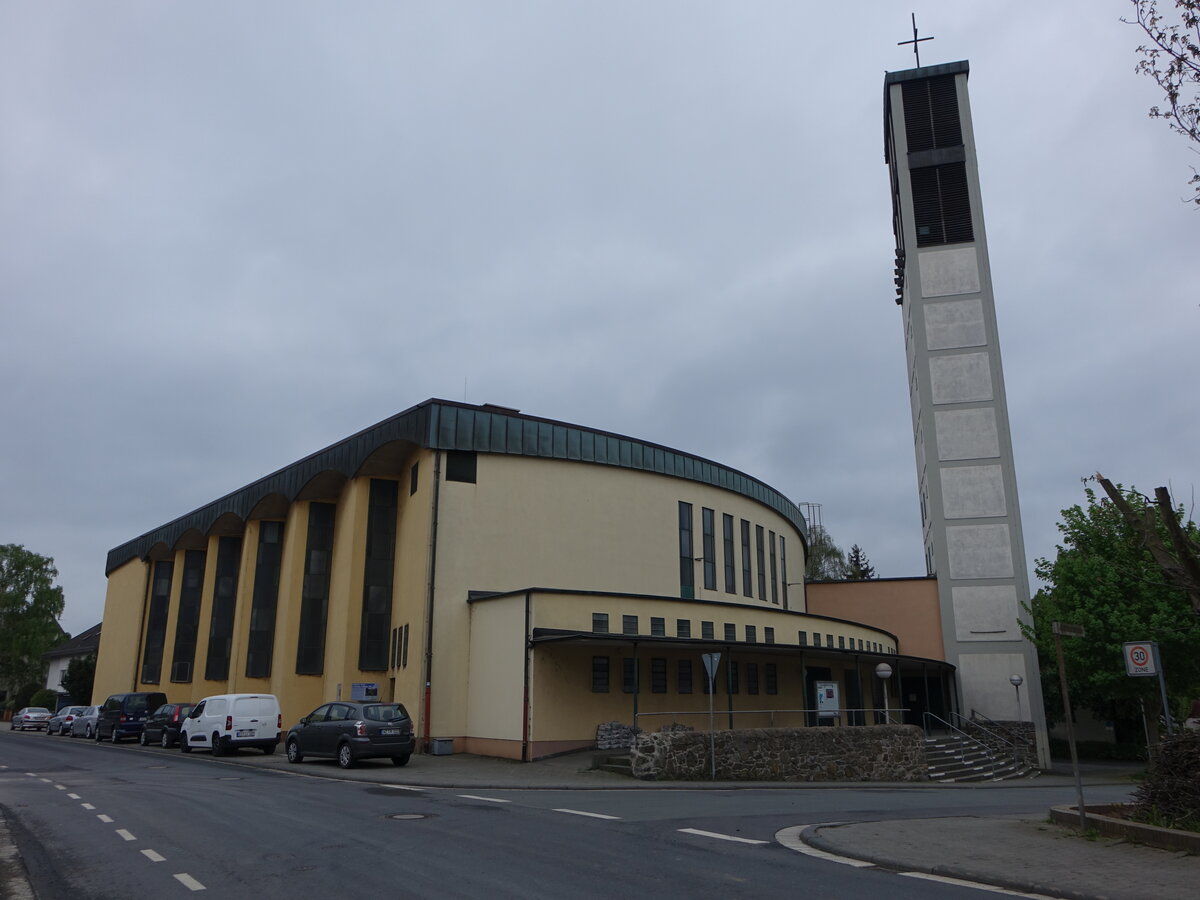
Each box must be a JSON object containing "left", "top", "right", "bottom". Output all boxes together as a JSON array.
[
  {"left": 116, "top": 829, "right": 136, "bottom": 842},
  {"left": 54, "top": 785, "right": 66, "bottom": 790},
  {"left": 80, "top": 803, "right": 95, "bottom": 810},
  {"left": 141, "top": 849, "right": 166, "bottom": 863},
  {"left": 678, "top": 828, "right": 769, "bottom": 846},
  {"left": 174, "top": 873, "right": 206, "bottom": 891},
  {"left": 97, "top": 814, "right": 113, "bottom": 823},
  {"left": 67, "top": 793, "right": 80, "bottom": 800},
  {"left": 39, "top": 778, "right": 51, "bottom": 783},
  {"left": 458, "top": 795, "right": 510, "bottom": 803},
  {"left": 24, "top": 773, "right": 36, "bottom": 777},
  {"left": 553, "top": 808, "right": 622, "bottom": 820},
  {"left": 382, "top": 784, "right": 425, "bottom": 791},
  {"left": 899, "top": 871, "right": 1060, "bottom": 899},
  {"left": 774, "top": 825, "right": 877, "bottom": 867}
]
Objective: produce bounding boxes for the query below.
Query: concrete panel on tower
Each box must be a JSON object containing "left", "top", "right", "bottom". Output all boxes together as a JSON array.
[
  {"left": 957, "top": 652, "right": 1029, "bottom": 719},
  {"left": 925, "top": 298, "right": 986, "bottom": 350},
  {"left": 934, "top": 408, "right": 1000, "bottom": 460},
  {"left": 952, "top": 585, "right": 1020, "bottom": 641},
  {"left": 918, "top": 247, "right": 980, "bottom": 297},
  {"left": 940, "top": 465, "right": 1007, "bottom": 519},
  {"left": 929, "top": 353, "right": 993, "bottom": 404},
  {"left": 946, "top": 524, "right": 1014, "bottom": 579}
]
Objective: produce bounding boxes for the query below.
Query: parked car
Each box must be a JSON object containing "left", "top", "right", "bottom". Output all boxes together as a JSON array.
[
  {"left": 181, "top": 694, "right": 280, "bottom": 755},
  {"left": 47, "top": 705, "right": 88, "bottom": 736},
  {"left": 70, "top": 706, "right": 100, "bottom": 738},
  {"left": 286, "top": 701, "right": 415, "bottom": 769},
  {"left": 95, "top": 692, "right": 167, "bottom": 743},
  {"left": 140, "top": 702, "right": 195, "bottom": 748},
  {"left": 10, "top": 707, "right": 51, "bottom": 731}
]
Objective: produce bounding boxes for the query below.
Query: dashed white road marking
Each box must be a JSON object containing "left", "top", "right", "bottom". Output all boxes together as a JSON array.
[
  {"left": 24, "top": 773, "right": 36, "bottom": 777},
  {"left": 67, "top": 793, "right": 80, "bottom": 799},
  {"left": 553, "top": 808, "right": 622, "bottom": 820},
  {"left": 458, "top": 795, "right": 510, "bottom": 803},
  {"left": 54, "top": 785, "right": 66, "bottom": 790},
  {"left": 141, "top": 849, "right": 166, "bottom": 862},
  {"left": 97, "top": 814, "right": 113, "bottom": 823},
  {"left": 116, "top": 829, "right": 136, "bottom": 842},
  {"left": 774, "top": 825, "right": 876, "bottom": 867},
  {"left": 174, "top": 873, "right": 206, "bottom": 891},
  {"left": 679, "top": 828, "right": 769, "bottom": 845},
  {"left": 899, "top": 871, "right": 1059, "bottom": 899},
  {"left": 382, "top": 784, "right": 425, "bottom": 791},
  {"left": 80, "top": 803, "right": 95, "bottom": 810}
]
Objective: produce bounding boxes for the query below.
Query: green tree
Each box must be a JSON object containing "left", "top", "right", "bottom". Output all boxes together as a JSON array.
[
  {"left": 60, "top": 654, "right": 96, "bottom": 707},
  {"left": 1125, "top": 0, "right": 1200, "bottom": 205},
  {"left": 1022, "top": 486, "right": 1200, "bottom": 736},
  {"left": 30, "top": 688, "right": 58, "bottom": 710},
  {"left": 0, "top": 545, "right": 67, "bottom": 690},
  {"left": 845, "top": 544, "right": 877, "bottom": 580},
  {"left": 805, "top": 525, "right": 847, "bottom": 581}
]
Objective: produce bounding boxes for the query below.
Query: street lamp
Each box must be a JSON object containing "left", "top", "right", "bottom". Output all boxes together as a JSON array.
[
  {"left": 1010, "top": 674, "right": 1024, "bottom": 722},
  {"left": 875, "top": 662, "right": 893, "bottom": 724}
]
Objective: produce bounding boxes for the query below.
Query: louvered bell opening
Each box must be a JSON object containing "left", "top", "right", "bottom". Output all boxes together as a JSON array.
[
  {"left": 911, "top": 162, "right": 974, "bottom": 246},
  {"left": 902, "top": 75, "right": 963, "bottom": 152}
]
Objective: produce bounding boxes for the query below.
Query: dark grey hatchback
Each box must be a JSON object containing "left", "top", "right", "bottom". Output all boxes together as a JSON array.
[{"left": 286, "top": 702, "right": 415, "bottom": 769}]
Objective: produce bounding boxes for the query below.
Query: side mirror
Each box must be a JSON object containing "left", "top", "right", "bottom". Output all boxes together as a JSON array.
[{"left": 300, "top": 716, "right": 309, "bottom": 726}]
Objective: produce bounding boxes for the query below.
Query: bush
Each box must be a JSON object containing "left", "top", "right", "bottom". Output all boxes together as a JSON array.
[
  {"left": 1130, "top": 731, "right": 1200, "bottom": 832},
  {"left": 12, "top": 682, "right": 43, "bottom": 710},
  {"left": 30, "top": 688, "right": 59, "bottom": 710},
  {"left": 1049, "top": 738, "right": 1146, "bottom": 761}
]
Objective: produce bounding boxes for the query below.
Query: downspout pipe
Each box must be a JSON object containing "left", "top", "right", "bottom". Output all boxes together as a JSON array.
[{"left": 421, "top": 450, "right": 442, "bottom": 754}]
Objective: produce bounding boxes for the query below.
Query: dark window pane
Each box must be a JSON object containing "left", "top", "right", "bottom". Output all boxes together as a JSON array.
[
  {"left": 651, "top": 658, "right": 667, "bottom": 693},
  {"left": 297, "top": 502, "right": 335, "bottom": 675},
  {"left": 592, "top": 612, "right": 609, "bottom": 633},
  {"left": 358, "top": 480, "right": 397, "bottom": 671},
  {"left": 205, "top": 536, "right": 242, "bottom": 681},
  {"left": 141, "top": 560, "right": 173, "bottom": 683},
  {"left": 592, "top": 656, "right": 609, "bottom": 693}
]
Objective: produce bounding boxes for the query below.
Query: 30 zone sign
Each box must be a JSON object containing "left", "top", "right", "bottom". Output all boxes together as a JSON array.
[{"left": 1123, "top": 642, "right": 1157, "bottom": 677}]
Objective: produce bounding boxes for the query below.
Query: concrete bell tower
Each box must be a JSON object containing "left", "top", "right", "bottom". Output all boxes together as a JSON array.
[{"left": 884, "top": 60, "right": 1049, "bottom": 766}]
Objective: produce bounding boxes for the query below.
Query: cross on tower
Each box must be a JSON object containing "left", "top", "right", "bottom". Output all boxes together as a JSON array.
[{"left": 897, "top": 13, "right": 934, "bottom": 67}]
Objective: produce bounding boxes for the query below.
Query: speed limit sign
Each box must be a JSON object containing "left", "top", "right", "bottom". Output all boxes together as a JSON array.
[{"left": 1123, "top": 642, "right": 1157, "bottom": 676}]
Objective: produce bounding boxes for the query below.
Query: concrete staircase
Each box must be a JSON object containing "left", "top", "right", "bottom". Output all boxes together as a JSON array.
[
  {"left": 925, "top": 733, "right": 1037, "bottom": 782},
  {"left": 595, "top": 753, "right": 633, "bottom": 776}
]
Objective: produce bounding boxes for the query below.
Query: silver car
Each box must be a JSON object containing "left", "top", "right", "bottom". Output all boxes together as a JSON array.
[
  {"left": 11, "top": 707, "right": 51, "bottom": 731},
  {"left": 47, "top": 705, "right": 88, "bottom": 735},
  {"left": 69, "top": 706, "right": 100, "bottom": 739}
]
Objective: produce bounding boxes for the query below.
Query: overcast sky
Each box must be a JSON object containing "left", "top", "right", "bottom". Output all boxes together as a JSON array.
[{"left": 2, "top": 2, "right": 1195, "bottom": 637}]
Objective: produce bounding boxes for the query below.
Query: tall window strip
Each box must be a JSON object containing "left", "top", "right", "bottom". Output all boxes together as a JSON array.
[
  {"left": 592, "top": 656, "right": 610, "bottom": 692},
  {"left": 756, "top": 525, "right": 767, "bottom": 600},
  {"left": 245, "top": 521, "right": 284, "bottom": 679},
  {"left": 727, "top": 661, "right": 739, "bottom": 694},
  {"left": 780, "top": 536, "right": 788, "bottom": 608},
  {"left": 651, "top": 658, "right": 667, "bottom": 693},
  {"left": 722, "top": 513, "right": 736, "bottom": 593},
  {"left": 205, "top": 535, "right": 242, "bottom": 681},
  {"left": 401, "top": 623, "right": 409, "bottom": 667},
  {"left": 623, "top": 658, "right": 638, "bottom": 693},
  {"left": 766, "top": 663, "right": 778, "bottom": 695},
  {"left": 359, "top": 479, "right": 398, "bottom": 671},
  {"left": 678, "top": 660, "right": 693, "bottom": 694},
  {"left": 740, "top": 519, "right": 753, "bottom": 597},
  {"left": 769, "top": 530, "right": 779, "bottom": 605},
  {"left": 678, "top": 502, "right": 695, "bottom": 598},
  {"left": 170, "top": 550, "right": 205, "bottom": 682},
  {"left": 701, "top": 507, "right": 716, "bottom": 591},
  {"left": 296, "top": 502, "right": 335, "bottom": 675},
  {"left": 747, "top": 663, "right": 760, "bottom": 695},
  {"left": 141, "top": 560, "right": 173, "bottom": 683}
]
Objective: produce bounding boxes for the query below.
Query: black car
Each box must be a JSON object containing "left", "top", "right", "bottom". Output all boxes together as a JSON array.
[
  {"left": 286, "top": 702, "right": 415, "bottom": 769},
  {"left": 95, "top": 692, "right": 167, "bottom": 743},
  {"left": 139, "top": 702, "right": 195, "bottom": 748}
]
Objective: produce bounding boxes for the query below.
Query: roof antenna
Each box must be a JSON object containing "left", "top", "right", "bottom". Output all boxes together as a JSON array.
[{"left": 897, "top": 13, "right": 934, "bottom": 67}]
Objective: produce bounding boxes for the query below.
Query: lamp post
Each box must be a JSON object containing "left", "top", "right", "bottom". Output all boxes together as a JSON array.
[
  {"left": 1009, "top": 674, "right": 1024, "bottom": 722},
  {"left": 875, "top": 662, "right": 893, "bottom": 724}
]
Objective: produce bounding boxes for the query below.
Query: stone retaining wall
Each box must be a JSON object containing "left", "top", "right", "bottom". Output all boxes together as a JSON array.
[{"left": 630, "top": 725, "right": 929, "bottom": 781}]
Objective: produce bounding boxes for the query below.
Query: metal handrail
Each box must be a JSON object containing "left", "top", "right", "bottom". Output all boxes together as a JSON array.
[
  {"left": 633, "top": 707, "right": 910, "bottom": 730},
  {"left": 922, "top": 712, "right": 999, "bottom": 781},
  {"left": 951, "top": 710, "right": 1022, "bottom": 752}
]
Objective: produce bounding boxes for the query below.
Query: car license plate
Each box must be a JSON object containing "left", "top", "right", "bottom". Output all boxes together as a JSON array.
[
  {"left": 236, "top": 729, "right": 255, "bottom": 738},
  {"left": 381, "top": 728, "right": 400, "bottom": 736}
]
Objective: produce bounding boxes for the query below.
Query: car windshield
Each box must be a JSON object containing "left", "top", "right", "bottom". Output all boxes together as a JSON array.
[
  {"left": 27, "top": 708, "right": 49, "bottom": 714},
  {"left": 362, "top": 704, "right": 408, "bottom": 722}
]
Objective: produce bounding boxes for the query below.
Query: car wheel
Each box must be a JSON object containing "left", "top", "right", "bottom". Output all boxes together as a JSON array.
[
  {"left": 337, "top": 743, "right": 355, "bottom": 769},
  {"left": 85, "top": 724, "right": 93, "bottom": 739},
  {"left": 180, "top": 732, "right": 192, "bottom": 753},
  {"left": 94, "top": 726, "right": 102, "bottom": 742},
  {"left": 161, "top": 731, "right": 172, "bottom": 749},
  {"left": 211, "top": 733, "right": 224, "bottom": 757},
  {"left": 261, "top": 742, "right": 275, "bottom": 755},
  {"left": 139, "top": 731, "right": 149, "bottom": 746},
  {"left": 391, "top": 754, "right": 411, "bottom": 767},
  {"left": 286, "top": 739, "right": 303, "bottom": 764},
  {"left": 45, "top": 725, "right": 53, "bottom": 736}
]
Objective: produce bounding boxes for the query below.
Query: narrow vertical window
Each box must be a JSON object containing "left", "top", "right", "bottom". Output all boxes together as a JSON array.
[
  {"left": 740, "top": 519, "right": 753, "bottom": 597},
  {"left": 747, "top": 663, "right": 760, "bottom": 695},
  {"left": 678, "top": 660, "right": 693, "bottom": 694},
  {"left": 764, "top": 626, "right": 775, "bottom": 644},
  {"left": 722, "top": 513, "right": 736, "bottom": 593},
  {"left": 359, "top": 479, "right": 397, "bottom": 671},
  {"left": 701, "top": 507, "right": 716, "bottom": 591},
  {"left": 769, "top": 530, "right": 779, "bottom": 605},
  {"left": 390, "top": 627, "right": 398, "bottom": 670},
  {"left": 401, "top": 624, "right": 409, "bottom": 667},
  {"left": 745, "top": 625, "right": 757, "bottom": 643},
  {"left": 678, "top": 502, "right": 695, "bottom": 598},
  {"left": 623, "top": 658, "right": 638, "bottom": 693},
  {"left": 798, "top": 631, "right": 808, "bottom": 646},
  {"left": 723, "top": 623, "right": 736, "bottom": 642},
  {"left": 766, "top": 663, "right": 778, "bottom": 695},
  {"left": 592, "top": 656, "right": 610, "bottom": 692},
  {"left": 780, "top": 536, "right": 789, "bottom": 608},
  {"left": 205, "top": 535, "right": 242, "bottom": 681},
  {"left": 409, "top": 462, "right": 419, "bottom": 495},
  {"left": 727, "top": 661, "right": 739, "bottom": 694},
  {"left": 756, "top": 525, "right": 767, "bottom": 601},
  {"left": 246, "top": 521, "right": 284, "bottom": 679},
  {"left": 141, "top": 560, "right": 174, "bottom": 683},
  {"left": 170, "top": 549, "right": 205, "bottom": 682},
  {"left": 651, "top": 658, "right": 667, "bottom": 693},
  {"left": 297, "top": 502, "right": 335, "bottom": 675}
]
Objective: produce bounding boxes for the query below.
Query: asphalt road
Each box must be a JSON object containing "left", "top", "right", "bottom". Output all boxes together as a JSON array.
[{"left": 0, "top": 729, "right": 1136, "bottom": 899}]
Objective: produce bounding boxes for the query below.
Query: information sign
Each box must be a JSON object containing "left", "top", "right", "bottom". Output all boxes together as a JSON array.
[{"left": 815, "top": 681, "right": 839, "bottom": 718}]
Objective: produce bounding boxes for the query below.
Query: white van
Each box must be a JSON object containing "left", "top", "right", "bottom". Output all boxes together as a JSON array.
[{"left": 180, "top": 693, "right": 281, "bottom": 755}]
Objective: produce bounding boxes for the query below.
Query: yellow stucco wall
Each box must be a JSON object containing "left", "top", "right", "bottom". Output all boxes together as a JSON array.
[
  {"left": 94, "top": 558, "right": 149, "bottom": 703},
  {"left": 806, "top": 578, "right": 943, "bottom": 661}
]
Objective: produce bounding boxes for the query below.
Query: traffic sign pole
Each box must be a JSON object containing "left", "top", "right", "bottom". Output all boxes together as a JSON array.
[{"left": 1053, "top": 622, "right": 1087, "bottom": 830}]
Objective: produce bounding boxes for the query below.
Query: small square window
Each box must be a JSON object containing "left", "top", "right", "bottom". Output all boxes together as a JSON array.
[
  {"left": 798, "top": 631, "right": 808, "bottom": 646},
  {"left": 677, "top": 619, "right": 691, "bottom": 638},
  {"left": 858, "top": 638, "right": 864, "bottom": 650},
  {"left": 745, "top": 625, "right": 757, "bottom": 643},
  {"left": 764, "top": 627, "right": 775, "bottom": 644},
  {"left": 623, "top": 615, "right": 638, "bottom": 636},
  {"left": 724, "top": 623, "right": 736, "bottom": 642},
  {"left": 445, "top": 450, "right": 477, "bottom": 483},
  {"left": 702, "top": 621, "right": 714, "bottom": 640},
  {"left": 592, "top": 613, "right": 609, "bottom": 634},
  {"left": 650, "top": 617, "right": 665, "bottom": 637}
]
